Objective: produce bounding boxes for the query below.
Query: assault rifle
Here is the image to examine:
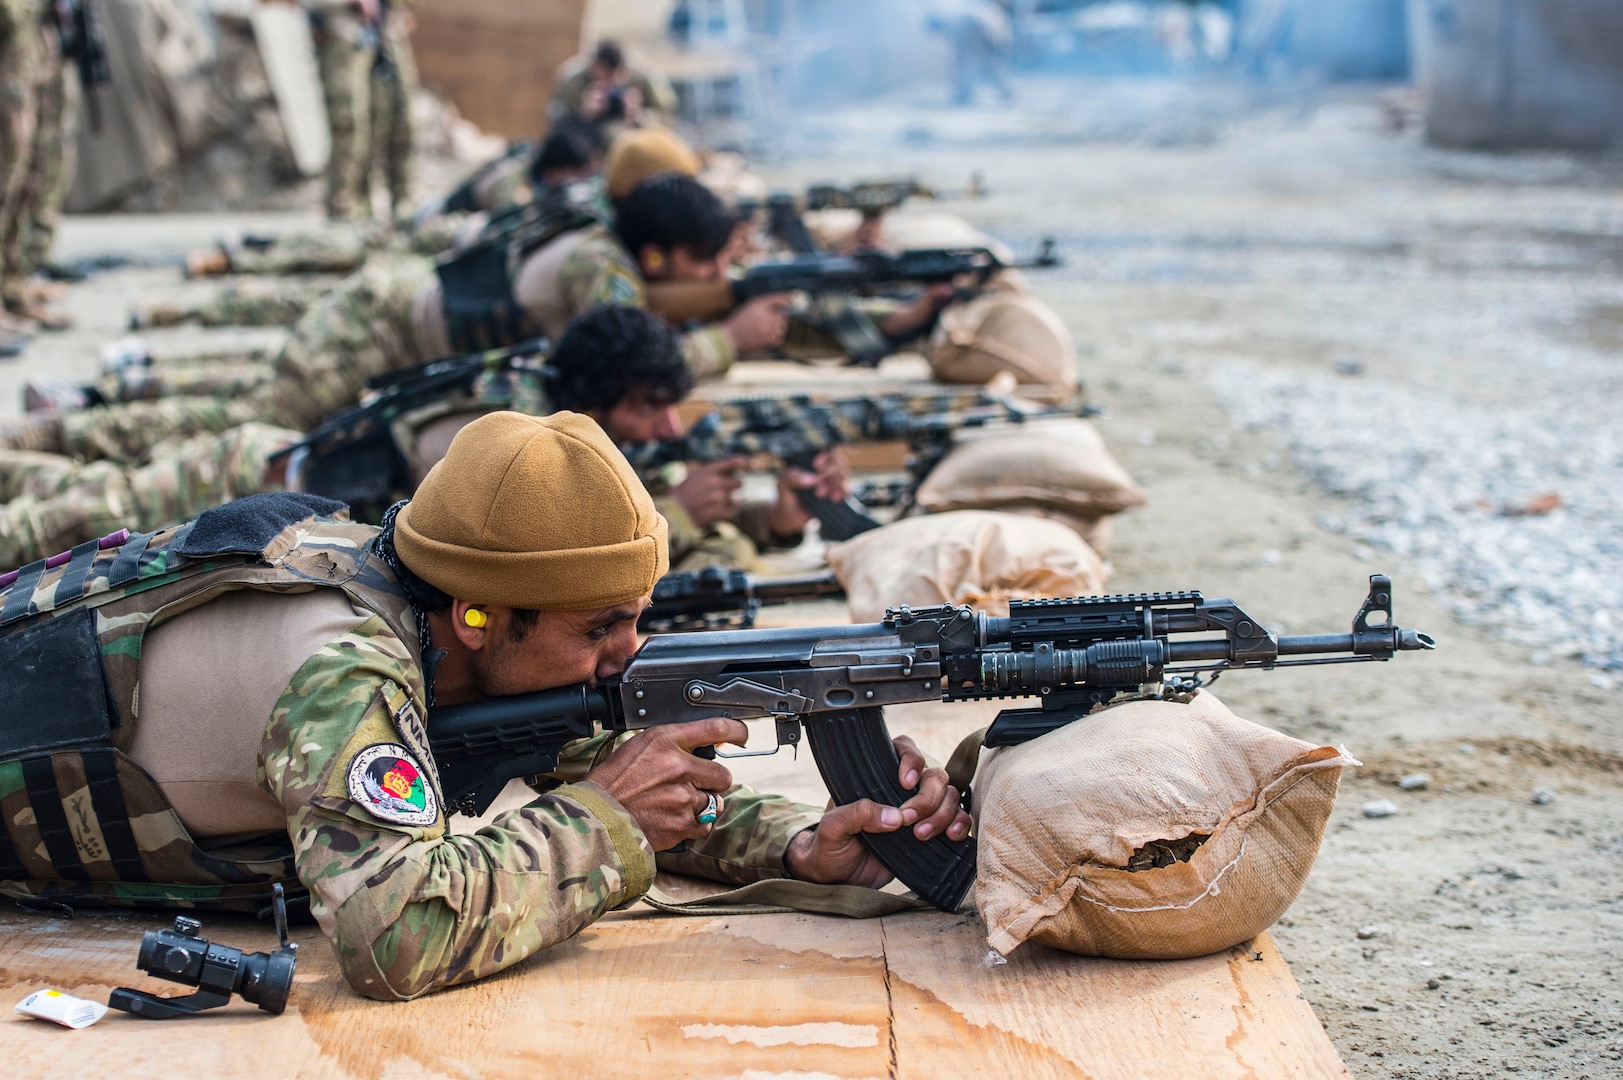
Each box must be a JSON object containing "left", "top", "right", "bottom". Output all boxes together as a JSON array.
[
  {"left": 644, "top": 241, "right": 1061, "bottom": 332},
  {"left": 620, "top": 390, "right": 1084, "bottom": 540},
  {"left": 274, "top": 339, "right": 551, "bottom": 520},
  {"left": 736, "top": 181, "right": 936, "bottom": 255},
  {"left": 428, "top": 575, "right": 1436, "bottom": 910},
  {"left": 639, "top": 568, "right": 845, "bottom": 633}
]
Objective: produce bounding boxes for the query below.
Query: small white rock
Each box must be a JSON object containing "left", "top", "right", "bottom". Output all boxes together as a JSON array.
[
  {"left": 1260, "top": 549, "right": 1281, "bottom": 566},
  {"left": 1398, "top": 773, "right": 1432, "bottom": 791},
  {"left": 1361, "top": 799, "right": 1398, "bottom": 818},
  {"left": 1530, "top": 787, "right": 1555, "bottom": 805},
  {"left": 1356, "top": 926, "right": 1379, "bottom": 940}
]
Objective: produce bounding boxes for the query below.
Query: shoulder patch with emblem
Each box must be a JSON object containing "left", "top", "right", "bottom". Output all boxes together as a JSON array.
[{"left": 347, "top": 743, "right": 441, "bottom": 827}]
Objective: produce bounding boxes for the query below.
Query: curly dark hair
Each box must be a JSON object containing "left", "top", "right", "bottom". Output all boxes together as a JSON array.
[
  {"left": 612, "top": 173, "right": 734, "bottom": 263},
  {"left": 547, "top": 305, "right": 693, "bottom": 414},
  {"left": 529, "top": 127, "right": 595, "bottom": 186}
]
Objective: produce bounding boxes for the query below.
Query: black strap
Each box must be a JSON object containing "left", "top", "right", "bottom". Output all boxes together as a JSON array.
[
  {"left": 0, "top": 558, "right": 46, "bottom": 627},
  {"left": 51, "top": 538, "right": 102, "bottom": 608},
  {"left": 81, "top": 750, "right": 146, "bottom": 881},
  {"left": 0, "top": 767, "right": 25, "bottom": 880},
  {"left": 21, "top": 756, "right": 87, "bottom": 881},
  {"left": 107, "top": 530, "right": 152, "bottom": 588}
]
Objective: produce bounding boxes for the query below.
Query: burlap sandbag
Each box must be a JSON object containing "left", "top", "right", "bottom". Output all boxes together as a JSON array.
[
  {"left": 824, "top": 510, "right": 1106, "bottom": 622},
  {"left": 915, "top": 418, "right": 1147, "bottom": 532},
  {"left": 927, "top": 292, "right": 1076, "bottom": 386},
  {"left": 973, "top": 691, "right": 1355, "bottom": 959}
]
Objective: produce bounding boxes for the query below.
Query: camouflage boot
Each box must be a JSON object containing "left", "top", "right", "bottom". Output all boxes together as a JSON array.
[
  {"left": 129, "top": 301, "right": 193, "bottom": 329},
  {"left": 7, "top": 291, "right": 70, "bottom": 331},
  {"left": 184, "top": 247, "right": 232, "bottom": 278},
  {"left": 0, "top": 412, "right": 65, "bottom": 454}
]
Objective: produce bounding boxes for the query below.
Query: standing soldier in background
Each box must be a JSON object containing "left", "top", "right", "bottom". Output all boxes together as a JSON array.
[
  {"left": 1, "top": 0, "right": 86, "bottom": 343},
  {"left": 308, "top": 0, "right": 374, "bottom": 220},
  {"left": 357, "top": 0, "right": 417, "bottom": 221},
  {"left": 550, "top": 40, "right": 677, "bottom": 139}
]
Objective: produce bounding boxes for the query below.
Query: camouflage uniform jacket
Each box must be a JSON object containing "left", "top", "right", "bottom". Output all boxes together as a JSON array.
[
  {"left": 556, "top": 226, "right": 737, "bottom": 379},
  {"left": 0, "top": 499, "right": 820, "bottom": 1000}
]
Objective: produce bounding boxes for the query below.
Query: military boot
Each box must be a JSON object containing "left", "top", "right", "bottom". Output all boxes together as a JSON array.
[
  {"left": 23, "top": 379, "right": 103, "bottom": 413},
  {"left": 0, "top": 412, "right": 65, "bottom": 453},
  {"left": 8, "top": 293, "right": 72, "bottom": 331},
  {"left": 129, "top": 302, "right": 193, "bottom": 330},
  {"left": 184, "top": 247, "right": 232, "bottom": 278}
]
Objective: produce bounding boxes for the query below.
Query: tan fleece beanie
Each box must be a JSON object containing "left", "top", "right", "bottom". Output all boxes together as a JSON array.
[
  {"left": 603, "top": 126, "right": 702, "bottom": 200},
  {"left": 395, "top": 411, "right": 669, "bottom": 610}
]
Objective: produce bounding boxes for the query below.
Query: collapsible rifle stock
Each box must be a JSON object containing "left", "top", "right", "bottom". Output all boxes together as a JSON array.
[{"left": 428, "top": 575, "right": 1435, "bottom": 911}]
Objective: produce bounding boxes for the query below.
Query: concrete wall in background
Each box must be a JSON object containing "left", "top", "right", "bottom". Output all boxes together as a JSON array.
[{"left": 1423, "top": 0, "right": 1623, "bottom": 149}]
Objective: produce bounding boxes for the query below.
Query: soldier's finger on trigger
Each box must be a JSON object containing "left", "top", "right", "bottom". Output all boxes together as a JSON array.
[{"left": 670, "top": 716, "right": 750, "bottom": 750}]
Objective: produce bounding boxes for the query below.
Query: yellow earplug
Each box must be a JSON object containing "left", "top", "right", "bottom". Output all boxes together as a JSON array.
[{"left": 463, "top": 608, "right": 488, "bottom": 629}]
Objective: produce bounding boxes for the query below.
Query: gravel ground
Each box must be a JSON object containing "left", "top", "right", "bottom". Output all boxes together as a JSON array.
[
  {"left": 7, "top": 74, "right": 1622, "bottom": 1079},
  {"left": 759, "top": 77, "right": 1623, "bottom": 1078}
]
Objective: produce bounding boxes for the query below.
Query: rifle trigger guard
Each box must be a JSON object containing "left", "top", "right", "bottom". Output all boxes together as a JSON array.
[{"left": 712, "top": 716, "right": 803, "bottom": 759}]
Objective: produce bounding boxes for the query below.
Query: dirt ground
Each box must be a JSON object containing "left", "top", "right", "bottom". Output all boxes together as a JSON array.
[{"left": 6, "top": 80, "right": 1621, "bottom": 1079}]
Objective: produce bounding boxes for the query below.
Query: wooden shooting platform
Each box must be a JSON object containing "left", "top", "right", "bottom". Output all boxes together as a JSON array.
[
  {"left": 0, "top": 907, "right": 1346, "bottom": 1080},
  {"left": 0, "top": 587, "right": 1349, "bottom": 1078}
]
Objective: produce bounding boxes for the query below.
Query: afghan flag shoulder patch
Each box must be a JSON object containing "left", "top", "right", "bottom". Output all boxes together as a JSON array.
[{"left": 346, "top": 742, "right": 440, "bottom": 827}]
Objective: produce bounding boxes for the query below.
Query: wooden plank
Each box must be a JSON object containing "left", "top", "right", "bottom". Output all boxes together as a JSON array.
[
  {"left": 0, "top": 907, "right": 1344, "bottom": 1079},
  {"left": 881, "top": 926, "right": 1352, "bottom": 1080}
]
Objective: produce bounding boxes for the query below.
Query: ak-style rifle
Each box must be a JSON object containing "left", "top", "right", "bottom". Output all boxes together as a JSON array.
[
  {"left": 428, "top": 575, "right": 1436, "bottom": 910},
  {"left": 644, "top": 241, "right": 1061, "bottom": 346},
  {"left": 620, "top": 390, "right": 1086, "bottom": 540}
]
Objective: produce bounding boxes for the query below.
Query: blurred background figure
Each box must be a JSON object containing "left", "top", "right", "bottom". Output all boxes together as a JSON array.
[
  {"left": 358, "top": 0, "right": 418, "bottom": 220},
  {"left": 550, "top": 39, "right": 677, "bottom": 141},
  {"left": 1, "top": 0, "right": 99, "bottom": 346},
  {"left": 308, "top": 0, "right": 417, "bottom": 220},
  {"left": 306, "top": 0, "right": 373, "bottom": 220}
]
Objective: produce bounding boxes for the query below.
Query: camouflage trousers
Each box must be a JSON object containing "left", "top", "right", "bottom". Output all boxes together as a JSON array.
[
  {"left": 134, "top": 277, "right": 334, "bottom": 329},
  {"left": 0, "top": 12, "right": 39, "bottom": 305},
  {"left": 224, "top": 215, "right": 453, "bottom": 278},
  {"left": 228, "top": 222, "right": 384, "bottom": 276},
  {"left": 360, "top": 17, "right": 418, "bottom": 217},
  {"left": 102, "top": 359, "right": 274, "bottom": 404},
  {"left": 3, "top": 253, "right": 434, "bottom": 464},
  {"left": 0, "top": 9, "right": 76, "bottom": 308},
  {"left": 315, "top": 17, "right": 373, "bottom": 221},
  {"left": 0, "top": 422, "right": 299, "bottom": 571}
]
